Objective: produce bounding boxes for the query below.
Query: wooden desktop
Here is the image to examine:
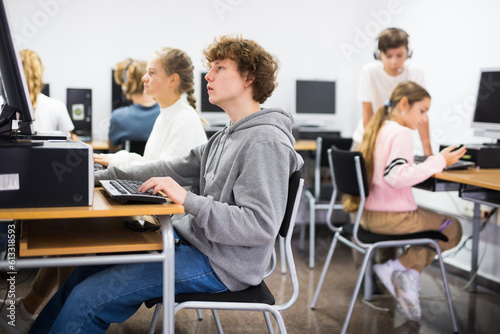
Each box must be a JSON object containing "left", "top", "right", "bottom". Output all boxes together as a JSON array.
[{"left": 91, "top": 139, "right": 318, "bottom": 152}]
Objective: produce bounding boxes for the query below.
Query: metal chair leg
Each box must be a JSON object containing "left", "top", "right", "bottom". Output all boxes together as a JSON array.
[
  {"left": 212, "top": 309, "right": 224, "bottom": 334},
  {"left": 309, "top": 198, "right": 316, "bottom": 269},
  {"left": 148, "top": 303, "right": 162, "bottom": 334},
  {"left": 311, "top": 231, "right": 340, "bottom": 309},
  {"left": 434, "top": 243, "right": 459, "bottom": 333},
  {"left": 341, "top": 247, "right": 376, "bottom": 334},
  {"left": 263, "top": 311, "right": 275, "bottom": 334}
]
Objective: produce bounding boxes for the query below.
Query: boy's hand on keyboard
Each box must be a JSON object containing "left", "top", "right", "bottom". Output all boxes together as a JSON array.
[
  {"left": 440, "top": 145, "right": 466, "bottom": 166},
  {"left": 139, "top": 177, "right": 188, "bottom": 205}
]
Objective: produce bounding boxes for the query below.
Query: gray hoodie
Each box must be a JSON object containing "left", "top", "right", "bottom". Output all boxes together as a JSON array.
[{"left": 95, "top": 108, "right": 304, "bottom": 291}]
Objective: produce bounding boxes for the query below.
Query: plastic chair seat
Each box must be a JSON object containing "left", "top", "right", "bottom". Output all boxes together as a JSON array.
[
  {"left": 342, "top": 223, "right": 448, "bottom": 244},
  {"left": 145, "top": 282, "right": 275, "bottom": 308}
]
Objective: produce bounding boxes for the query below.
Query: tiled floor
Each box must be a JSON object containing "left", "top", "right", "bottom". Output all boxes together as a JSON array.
[{"left": 2, "top": 224, "right": 499, "bottom": 333}]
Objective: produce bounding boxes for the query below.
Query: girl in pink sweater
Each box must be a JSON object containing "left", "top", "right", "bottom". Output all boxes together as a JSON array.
[{"left": 355, "top": 81, "right": 465, "bottom": 322}]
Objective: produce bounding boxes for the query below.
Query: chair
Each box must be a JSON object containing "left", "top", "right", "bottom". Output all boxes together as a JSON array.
[
  {"left": 123, "top": 139, "right": 147, "bottom": 155},
  {"left": 301, "top": 136, "right": 352, "bottom": 268},
  {"left": 144, "top": 171, "right": 304, "bottom": 334},
  {"left": 310, "top": 147, "right": 458, "bottom": 334}
]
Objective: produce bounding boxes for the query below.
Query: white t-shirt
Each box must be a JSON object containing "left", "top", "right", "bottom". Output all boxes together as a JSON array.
[
  {"left": 353, "top": 61, "right": 426, "bottom": 144},
  {"left": 33, "top": 93, "right": 75, "bottom": 133}
]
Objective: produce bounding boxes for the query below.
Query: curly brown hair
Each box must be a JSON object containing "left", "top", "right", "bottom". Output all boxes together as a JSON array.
[{"left": 203, "top": 35, "right": 279, "bottom": 104}]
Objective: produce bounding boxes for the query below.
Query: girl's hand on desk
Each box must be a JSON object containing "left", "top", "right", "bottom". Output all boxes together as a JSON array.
[
  {"left": 440, "top": 145, "right": 467, "bottom": 166},
  {"left": 139, "top": 177, "right": 188, "bottom": 205},
  {"left": 94, "top": 153, "right": 112, "bottom": 167}
]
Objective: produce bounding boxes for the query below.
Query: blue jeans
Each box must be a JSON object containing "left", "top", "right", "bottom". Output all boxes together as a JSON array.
[{"left": 28, "top": 231, "right": 228, "bottom": 334}]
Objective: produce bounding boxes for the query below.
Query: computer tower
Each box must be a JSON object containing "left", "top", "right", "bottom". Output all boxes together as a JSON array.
[
  {"left": 0, "top": 141, "right": 94, "bottom": 208},
  {"left": 67, "top": 88, "right": 92, "bottom": 141}
]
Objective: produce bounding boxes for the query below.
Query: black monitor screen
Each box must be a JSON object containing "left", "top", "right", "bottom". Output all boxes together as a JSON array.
[
  {"left": 296, "top": 80, "right": 336, "bottom": 114},
  {"left": 111, "top": 69, "right": 132, "bottom": 111},
  {"left": 200, "top": 72, "right": 223, "bottom": 112},
  {"left": 41, "top": 83, "right": 50, "bottom": 97},
  {"left": 0, "top": 0, "right": 35, "bottom": 136},
  {"left": 473, "top": 70, "right": 500, "bottom": 125}
]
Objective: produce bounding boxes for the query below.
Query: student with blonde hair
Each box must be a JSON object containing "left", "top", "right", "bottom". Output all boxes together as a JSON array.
[
  {"left": 345, "top": 81, "right": 464, "bottom": 322},
  {"left": 19, "top": 49, "right": 78, "bottom": 140},
  {"left": 107, "top": 58, "right": 160, "bottom": 152},
  {"left": 95, "top": 48, "right": 207, "bottom": 168}
]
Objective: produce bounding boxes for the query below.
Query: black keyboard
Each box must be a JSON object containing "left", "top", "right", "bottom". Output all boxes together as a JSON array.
[
  {"left": 99, "top": 179, "right": 168, "bottom": 204},
  {"left": 413, "top": 155, "right": 427, "bottom": 163}
]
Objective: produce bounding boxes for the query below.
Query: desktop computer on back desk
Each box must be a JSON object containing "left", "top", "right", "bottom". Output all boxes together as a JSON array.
[{"left": 0, "top": 141, "right": 94, "bottom": 208}]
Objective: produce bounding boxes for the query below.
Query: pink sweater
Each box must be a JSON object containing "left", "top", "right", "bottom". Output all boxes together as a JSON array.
[{"left": 365, "top": 121, "right": 446, "bottom": 212}]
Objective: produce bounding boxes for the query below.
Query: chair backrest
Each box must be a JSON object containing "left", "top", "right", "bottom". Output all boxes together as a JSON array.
[
  {"left": 276, "top": 169, "right": 304, "bottom": 312},
  {"left": 314, "top": 137, "right": 353, "bottom": 199},
  {"left": 279, "top": 170, "right": 303, "bottom": 238},
  {"left": 329, "top": 147, "right": 369, "bottom": 198}
]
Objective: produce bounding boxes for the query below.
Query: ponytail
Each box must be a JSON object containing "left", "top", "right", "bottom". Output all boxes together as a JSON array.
[{"left": 154, "top": 47, "right": 202, "bottom": 122}]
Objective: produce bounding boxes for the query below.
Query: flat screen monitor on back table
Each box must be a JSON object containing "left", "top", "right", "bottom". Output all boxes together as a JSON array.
[
  {"left": 472, "top": 68, "right": 500, "bottom": 146},
  {"left": 295, "top": 80, "right": 336, "bottom": 128}
]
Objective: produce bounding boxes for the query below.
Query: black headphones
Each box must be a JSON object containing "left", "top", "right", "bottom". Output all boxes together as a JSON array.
[
  {"left": 373, "top": 28, "right": 413, "bottom": 60},
  {"left": 123, "top": 60, "right": 134, "bottom": 84}
]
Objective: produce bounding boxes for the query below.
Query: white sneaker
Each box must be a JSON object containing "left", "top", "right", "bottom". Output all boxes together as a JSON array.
[
  {"left": 373, "top": 261, "right": 398, "bottom": 298},
  {"left": 0, "top": 298, "right": 35, "bottom": 334},
  {"left": 393, "top": 270, "right": 421, "bottom": 322}
]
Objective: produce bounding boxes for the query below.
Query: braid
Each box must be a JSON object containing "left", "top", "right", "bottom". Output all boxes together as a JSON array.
[
  {"left": 154, "top": 47, "right": 202, "bottom": 119},
  {"left": 20, "top": 49, "right": 44, "bottom": 108},
  {"left": 185, "top": 86, "right": 197, "bottom": 111}
]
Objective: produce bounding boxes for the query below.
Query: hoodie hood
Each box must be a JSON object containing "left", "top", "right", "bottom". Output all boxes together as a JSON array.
[
  {"left": 227, "top": 108, "right": 296, "bottom": 146},
  {"left": 206, "top": 108, "right": 297, "bottom": 179}
]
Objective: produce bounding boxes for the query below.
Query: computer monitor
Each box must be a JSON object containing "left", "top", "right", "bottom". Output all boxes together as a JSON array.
[
  {"left": 200, "top": 72, "right": 228, "bottom": 127},
  {"left": 0, "top": 0, "right": 36, "bottom": 141},
  {"left": 296, "top": 80, "right": 336, "bottom": 115},
  {"left": 41, "top": 83, "right": 50, "bottom": 97},
  {"left": 200, "top": 72, "right": 223, "bottom": 112},
  {"left": 111, "top": 69, "right": 132, "bottom": 111},
  {"left": 471, "top": 68, "right": 500, "bottom": 145}
]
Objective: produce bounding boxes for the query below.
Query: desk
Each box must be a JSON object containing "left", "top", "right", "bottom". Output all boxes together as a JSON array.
[
  {"left": 433, "top": 168, "right": 500, "bottom": 292},
  {"left": 89, "top": 139, "right": 109, "bottom": 152},
  {"left": 294, "top": 139, "right": 317, "bottom": 151},
  {"left": 89, "top": 139, "right": 317, "bottom": 153},
  {"left": 0, "top": 188, "right": 184, "bottom": 333}
]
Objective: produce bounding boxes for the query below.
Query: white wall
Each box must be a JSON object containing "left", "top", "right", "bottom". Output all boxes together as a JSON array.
[
  {"left": 6, "top": 0, "right": 499, "bottom": 144},
  {"left": 5, "top": 0, "right": 500, "bottom": 283}
]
